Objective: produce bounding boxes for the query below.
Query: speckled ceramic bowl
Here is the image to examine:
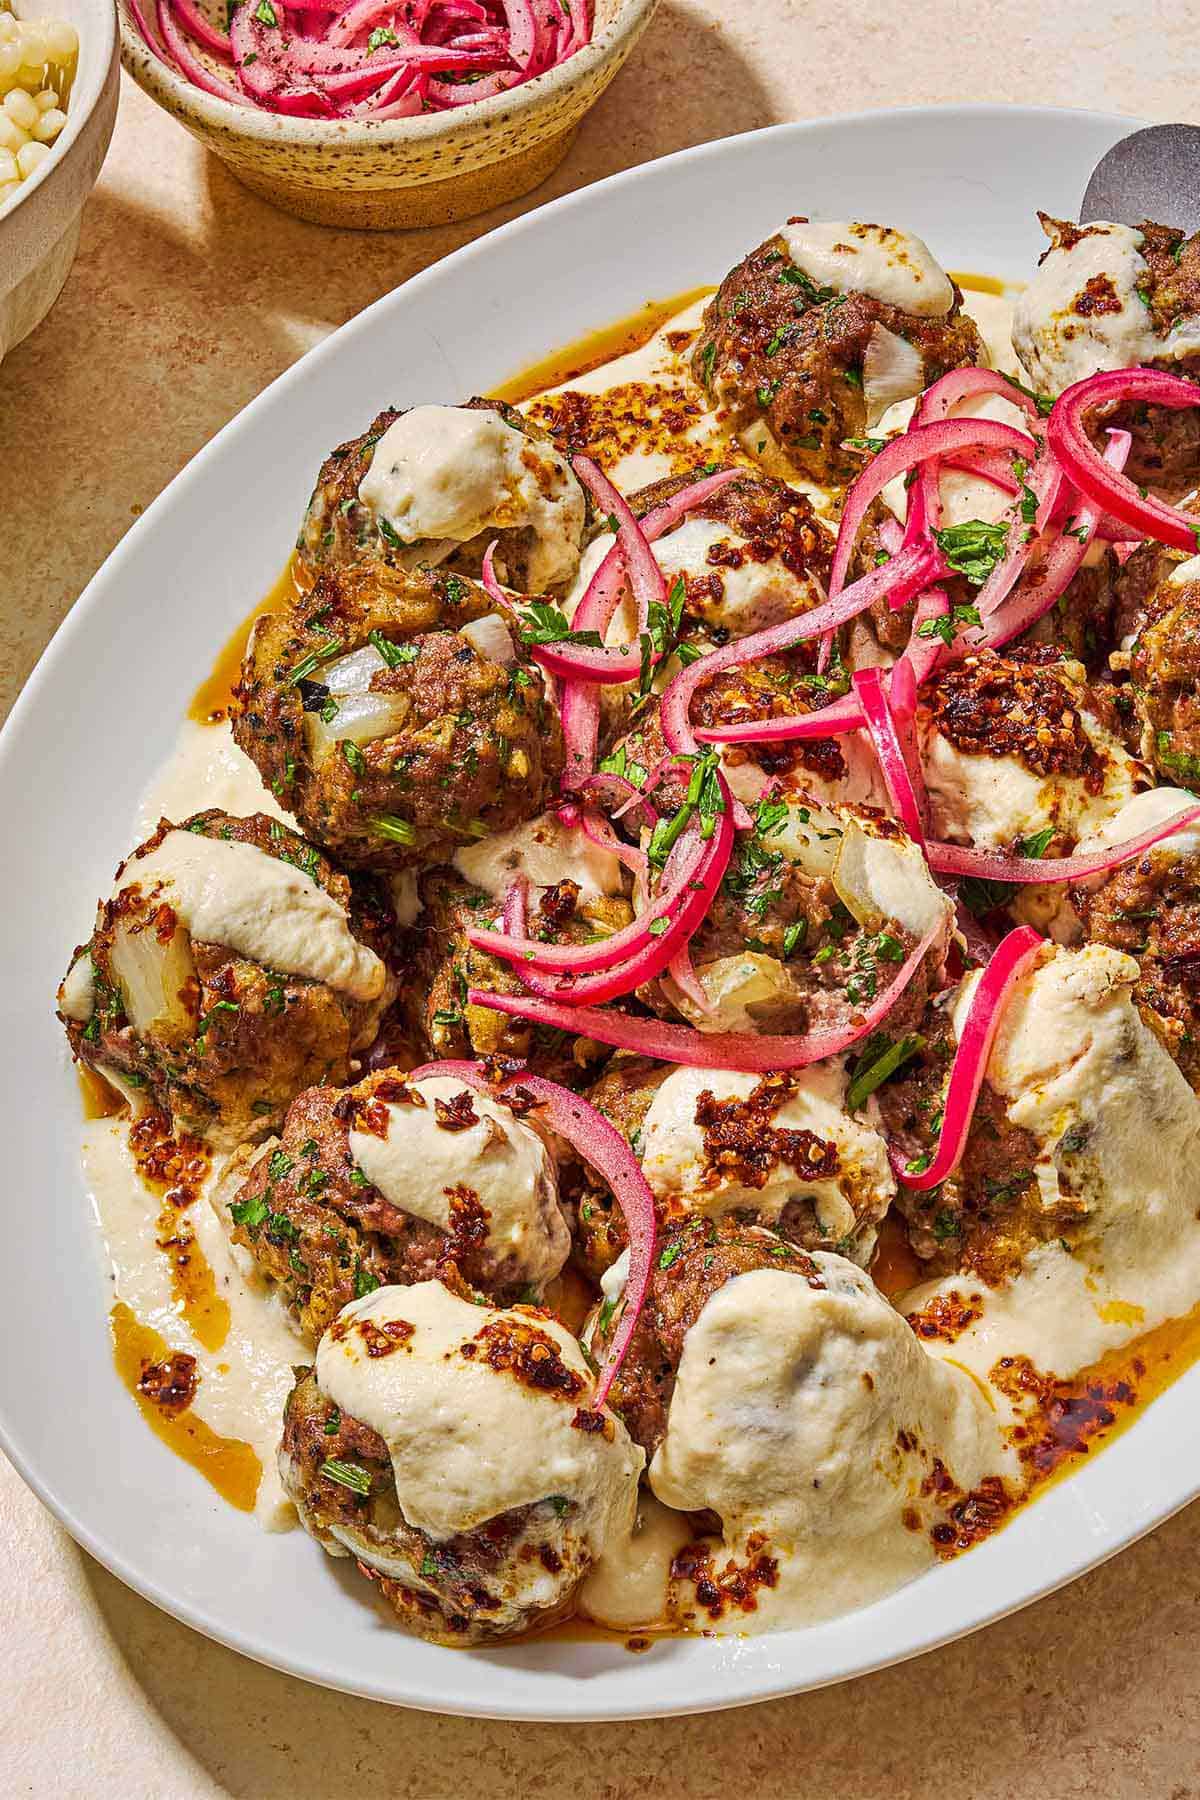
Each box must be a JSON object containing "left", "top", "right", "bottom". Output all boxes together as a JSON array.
[
  {"left": 118, "top": 0, "right": 658, "bottom": 229},
  {"left": 0, "top": 0, "right": 119, "bottom": 360}
]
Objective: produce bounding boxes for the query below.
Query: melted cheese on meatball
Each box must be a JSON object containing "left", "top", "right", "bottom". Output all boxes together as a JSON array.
[
  {"left": 638, "top": 1061, "right": 895, "bottom": 1255},
  {"left": 314, "top": 1281, "right": 642, "bottom": 1542},
  {"left": 114, "top": 832, "right": 386, "bottom": 1002},
  {"left": 1011, "top": 222, "right": 1183, "bottom": 394},
  {"left": 648, "top": 1259, "right": 999, "bottom": 1629},
  {"left": 347, "top": 1076, "right": 569, "bottom": 1290},
  {"left": 358, "top": 404, "right": 585, "bottom": 590},
  {"left": 780, "top": 221, "right": 956, "bottom": 317},
  {"left": 453, "top": 809, "right": 625, "bottom": 901}
]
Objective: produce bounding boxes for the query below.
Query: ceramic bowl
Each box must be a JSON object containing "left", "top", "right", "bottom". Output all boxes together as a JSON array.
[
  {"left": 0, "top": 0, "right": 119, "bottom": 360},
  {"left": 117, "top": 0, "right": 659, "bottom": 229}
]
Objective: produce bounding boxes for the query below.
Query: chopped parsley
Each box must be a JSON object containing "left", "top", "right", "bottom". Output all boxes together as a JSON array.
[
  {"left": 845, "top": 1032, "right": 924, "bottom": 1111},
  {"left": 367, "top": 629, "right": 417, "bottom": 668},
  {"left": 932, "top": 519, "right": 1009, "bottom": 586},
  {"left": 320, "top": 1459, "right": 372, "bottom": 1496},
  {"left": 286, "top": 636, "right": 343, "bottom": 686},
  {"left": 517, "top": 600, "right": 602, "bottom": 648}
]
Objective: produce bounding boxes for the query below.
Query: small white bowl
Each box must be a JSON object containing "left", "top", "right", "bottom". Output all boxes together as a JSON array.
[{"left": 0, "top": 0, "right": 119, "bottom": 361}]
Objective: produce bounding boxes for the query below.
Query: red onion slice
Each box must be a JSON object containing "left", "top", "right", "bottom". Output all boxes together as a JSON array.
[
  {"left": 978, "top": 431, "right": 1131, "bottom": 652},
  {"left": 659, "top": 539, "right": 942, "bottom": 759},
  {"left": 159, "top": 0, "right": 247, "bottom": 95},
  {"left": 1048, "top": 367, "right": 1200, "bottom": 552},
  {"left": 926, "top": 800, "right": 1200, "bottom": 885},
  {"left": 468, "top": 920, "right": 942, "bottom": 1073},
  {"left": 405, "top": 1059, "right": 656, "bottom": 1408},
  {"left": 891, "top": 926, "right": 1044, "bottom": 1191},
  {"left": 828, "top": 418, "right": 1038, "bottom": 604},
  {"left": 853, "top": 664, "right": 927, "bottom": 843}
]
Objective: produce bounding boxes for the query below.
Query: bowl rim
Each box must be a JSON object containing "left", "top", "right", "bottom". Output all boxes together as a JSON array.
[
  {"left": 0, "top": 0, "right": 119, "bottom": 228},
  {"left": 118, "top": 0, "right": 656, "bottom": 147}
]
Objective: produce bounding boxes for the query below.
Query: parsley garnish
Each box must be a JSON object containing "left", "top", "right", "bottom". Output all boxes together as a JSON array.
[
  {"left": 368, "top": 629, "right": 417, "bottom": 668},
  {"left": 517, "top": 600, "right": 602, "bottom": 648},
  {"left": 845, "top": 1032, "right": 924, "bottom": 1111},
  {"left": 321, "top": 1459, "right": 371, "bottom": 1496},
  {"left": 932, "top": 519, "right": 1009, "bottom": 586}
]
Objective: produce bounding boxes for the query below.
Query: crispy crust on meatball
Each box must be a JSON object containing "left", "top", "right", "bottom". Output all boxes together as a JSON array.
[
  {"left": 691, "top": 226, "right": 983, "bottom": 485},
  {"left": 594, "top": 1216, "right": 825, "bottom": 1456},
  {"left": 1074, "top": 845, "right": 1200, "bottom": 1090},
  {"left": 60, "top": 810, "right": 394, "bottom": 1146},
  {"left": 875, "top": 1015, "right": 1084, "bottom": 1281},
  {"left": 233, "top": 561, "right": 563, "bottom": 870},
  {"left": 405, "top": 867, "right": 621, "bottom": 1085}
]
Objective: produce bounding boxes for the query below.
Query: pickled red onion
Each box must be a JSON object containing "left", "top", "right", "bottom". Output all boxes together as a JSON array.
[
  {"left": 854, "top": 663, "right": 926, "bottom": 843},
  {"left": 468, "top": 787, "right": 733, "bottom": 998},
  {"left": 160, "top": 0, "right": 591, "bottom": 117},
  {"left": 467, "top": 920, "right": 941, "bottom": 1073},
  {"left": 926, "top": 801, "right": 1200, "bottom": 885},
  {"left": 1047, "top": 367, "right": 1200, "bottom": 552},
  {"left": 828, "top": 418, "right": 1038, "bottom": 603},
  {"left": 891, "top": 926, "right": 1044, "bottom": 1191}
]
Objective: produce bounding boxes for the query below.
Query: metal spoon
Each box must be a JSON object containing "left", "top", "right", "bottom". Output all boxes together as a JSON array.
[{"left": 1080, "top": 122, "right": 1200, "bottom": 231}]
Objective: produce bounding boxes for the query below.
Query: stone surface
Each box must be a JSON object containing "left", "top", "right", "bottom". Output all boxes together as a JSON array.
[{"left": 4, "top": 8, "right": 1200, "bottom": 1793}]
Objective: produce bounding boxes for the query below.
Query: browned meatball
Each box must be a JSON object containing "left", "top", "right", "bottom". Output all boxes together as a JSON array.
[
  {"left": 594, "top": 1215, "right": 824, "bottom": 1456},
  {"left": 1073, "top": 842, "right": 1200, "bottom": 1090},
  {"left": 405, "top": 867, "right": 623, "bottom": 1085},
  {"left": 692, "top": 224, "right": 983, "bottom": 485},
  {"left": 1125, "top": 568, "right": 1200, "bottom": 786},
  {"left": 56, "top": 811, "right": 394, "bottom": 1146},
  {"left": 233, "top": 560, "right": 563, "bottom": 870},
  {"left": 279, "top": 1359, "right": 586, "bottom": 1646},
  {"left": 219, "top": 1065, "right": 568, "bottom": 1340},
  {"left": 568, "top": 1056, "right": 672, "bottom": 1280},
  {"left": 627, "top": 466, "right": 836, "bottom": 635},
  {"left": 875, "top": 1017, "right": 1083, "bottom": 1282},
  {"left": 604, "top": 654, "right": 858, "bottom": 807},
  {"left": 297, "top": 399, "right": 585, "bottom": 592}
]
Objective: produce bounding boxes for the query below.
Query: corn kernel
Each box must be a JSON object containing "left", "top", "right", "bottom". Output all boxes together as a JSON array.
[
  {"left": 4, "top": 86, "right": 38, "bottom": 130},
  {"left": 16, "top": 137, "right": 50, "bottom": 178}
]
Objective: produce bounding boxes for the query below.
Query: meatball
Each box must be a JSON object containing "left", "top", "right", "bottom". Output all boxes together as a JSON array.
[
  {"left": 566, "top": 467, "right": 836, "bottom": 645},
  {"left": 605, "top": 668, "right": 886, "bottom": 824},
  {"left": 919, "top": 647, "right": 1144, "bottom": 854},
  {"left": 279, "top": 1280, "right": 642, "bottom": 1645},
  {"left": 609, "top": 1059, "right": 897, "bottom": 1271},
  {"left": 594, "top": 1215, "right": 825, "bottom": 1456},
  {"left": 57, "top": 810, "right": 394, "bottom": 1146},
  {"left": 634, "top": 795, "right": 952, "bottom": 1036},
  {"left": 692, "top": 219, "right": 983, "bottom": 486},
  {"left": 876, "top": 1006, "right": 1078, "bottom": 1283},
  {"left": 1072, "top": 792, "right": 1200, "bottom": 1090},
  {"left": 298, "top": 400, "right": 587, "bottom": 594},
  {"left": 1120, "top": 554, "right": 1200, "bottom": 785},
  {"left": 1013, "top": 215, "right": 1200, "bottom": 492},
  {"left": 219, "top": 1067, "right": 569, "bottom": 1338},
  {"left": 233, "top": 559, "right": 563, "bottom": 870},
  {"left": 405, "top": 863, "right": 626, "bottom": 1083},
  {"left": 606, "top": 1230, "right": 994, "bottom": 1631}
]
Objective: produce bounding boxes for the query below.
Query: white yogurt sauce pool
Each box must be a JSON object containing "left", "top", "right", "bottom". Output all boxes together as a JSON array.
[{"left": 73, "top": 270, "right": 1200, "bottom": 1637}]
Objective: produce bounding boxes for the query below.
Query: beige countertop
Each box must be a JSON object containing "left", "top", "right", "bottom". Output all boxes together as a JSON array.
[{"left": 3, "top": 7, "right": 1200, "bottom": 1793}]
